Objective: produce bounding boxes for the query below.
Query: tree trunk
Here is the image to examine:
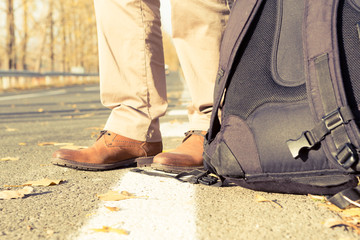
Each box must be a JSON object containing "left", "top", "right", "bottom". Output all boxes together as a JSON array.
[
  {"left": 19, "top": 0, "right": 29, "bottom": 70},
  {"left": 49, "top": 0, "right": 55, "bottom": 71},
  {"left": 6, "top": 0, "right": 16, "bottom": 70}
]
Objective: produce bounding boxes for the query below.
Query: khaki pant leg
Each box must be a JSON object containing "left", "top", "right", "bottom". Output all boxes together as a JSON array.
[
  {"left": 94, "top": 0, "right": 167, "bottom": 142},
  {"left": 171, "top": 0, "right": 232, "bottom": 131}
]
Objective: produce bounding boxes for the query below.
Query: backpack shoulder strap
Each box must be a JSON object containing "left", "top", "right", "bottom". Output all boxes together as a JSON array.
[
  {"left": 208, "top": 0, "right": 264, "bottom": 142},
  {"left": 286, "top": 0, "right": 359, "bottom": 170}
]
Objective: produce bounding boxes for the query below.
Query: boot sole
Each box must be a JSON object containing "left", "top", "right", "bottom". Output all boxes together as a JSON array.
[
  {"left": 150, "top": 162, "right": 205, "bottom": 174},
  {"left": 52, "top": 156, "right": 154, "bottom": 171}
]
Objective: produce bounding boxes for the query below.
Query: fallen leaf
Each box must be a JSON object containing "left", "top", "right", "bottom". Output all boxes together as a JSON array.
[
  {"left": 5, "top": 127, "right": 17, "bottom": 132},
  {"left": 38, "top": 108, "right": 44, "bottom": 112},
  {"left": 4, "top": 184, "right": 26, "bottom": 188},
  {"left": 308, "top": 194, "right": 326, "bottom": 202},
  {"left": 18, "top": 142, "right": 27, "bottom": 146},
  {"left": 255, "top": 195, "right": 271, "bottom": 202},
  {"left": 324, "top": 218, "right": 360, "bottom": 234},
  {"left": 97, "top": 190, "right": 139, "bottom": 201},
  {"left": 74, "top": 113, "right": 94, "bottom": 119},
  {"left": 91, "top": 226, "right": 129, "bottom": 235},
  {"left": 24, "top": 178, "right": 64, "bottom": 186},
  {"left": 255, "top": 195, "right": 282, "bottom": 208},
  {"left": 0, "top": 186, "right": 33, "bottom": 200},
  {"left": 0, "top": 157, "right": 20, "bottom": 161},
  {"left": 105, "top": 206, "right": 120, "bottom": 212},
  {"left": 37, "top": 142, "right": 57, "bottom": 146},
  {"left": 85, "top": 127, "right": 103, "bottom": 131},
  {"left": 324, "top": 218, "right": 347, "bottom": 228},
  {"left": 320, "top": 203, "right": 343, "bottom": 212},
  {"left": 342, "top": 208, "right": 360, "bottom": 217}
]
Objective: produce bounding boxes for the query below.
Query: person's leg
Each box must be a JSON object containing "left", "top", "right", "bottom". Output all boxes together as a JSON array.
[
  {"left": 51, "top": 0, "right": 167, "bottom": 170},
  {"left": 152, "top": 0, "right": 232, "bottom": 172},
  {"left": 98, "top": 0, "right": 167, "bottom": 142}
]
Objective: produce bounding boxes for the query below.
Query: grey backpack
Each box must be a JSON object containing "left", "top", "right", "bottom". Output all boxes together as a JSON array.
[{"left": 203, "top": 0, "right": 360, "bottom": 208}]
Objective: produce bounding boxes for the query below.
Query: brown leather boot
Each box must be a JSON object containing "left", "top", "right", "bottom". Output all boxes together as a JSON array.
[
  {"left": 151, "top": 130, "right": 206, "bottom": 173},
  {"left": 51, "top": 130, "right": 162, "bottom": 171}
]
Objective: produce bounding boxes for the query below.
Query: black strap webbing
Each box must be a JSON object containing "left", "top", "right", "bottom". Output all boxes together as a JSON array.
[
  {"left": 315, "top": 54, "right": 352, "bottom": 151},
  {"left": 131, "top": 168, "right": 223, "bottom": 187},
  {"left": 328, "top": 185, "right": 360, "bottom": 209},
  {"left": 287, "top": 54, "right": 357, "bottom": 169}
]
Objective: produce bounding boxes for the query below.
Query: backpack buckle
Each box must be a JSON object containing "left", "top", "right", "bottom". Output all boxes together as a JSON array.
[
  {"left": 198, "top": 175, "right": 219, "bottom": 185},
  {"left": 322, "top": 108, "right": 344, "bottom": 131},
  {"left": 336, "top": 143, "right": 358, "bottom": 169},
  {"left": 286, "top": 131, "right": 316, "bottom": 158}
]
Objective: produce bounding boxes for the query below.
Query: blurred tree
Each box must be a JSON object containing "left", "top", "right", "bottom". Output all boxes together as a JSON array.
[
  {"left": 5, "top": 0, "right": 16, "bottom": 69},
  {"left": 18, "top": 0, "right": 28, "bottom": 70},
  {"left": 0, "top": 0, "right": 179, "bottom": 74}
]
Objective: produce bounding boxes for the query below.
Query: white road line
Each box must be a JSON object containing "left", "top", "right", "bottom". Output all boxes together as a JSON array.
[
  {"left": 167, "top": 109, "right": 188, "bottom": 116},
  {"left": 74, "top": 171, "right": 197, "bottom": 240},
  {"left": 160, "top": 121, "right": 189, "bottom": 138},
  {"left": 84, "top": 86, "right": 100, "bottom": 92},
  {"left": 0, "top": 89, "right": 67, "bottom": 101}
]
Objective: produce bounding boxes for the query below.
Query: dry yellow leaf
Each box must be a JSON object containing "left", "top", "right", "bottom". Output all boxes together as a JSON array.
[
  {"left": 342, "top": 208, "right": 360, "bottom": 217},
  {"left": 4, "top": 184, "right": 26, "bottom": 188},
  {"left": 24, "top": 178, "right": 64, "bottom": 187},
  {"left": 308, "top": 194, "right": 326, "bottom": 202},
  {"left": 0, "top": 157, "right": 20, "bottom": 161},
  {"left": 255, "top": 195, "right": 283, "bottom": 208},
  {"left": 5, "top": 127, "right": 17, "bottom": 132},
  {"left": 105, "top": 206, "right": 120, "bottom": 212},
  {"left": 320, "top": 203, "right": 343, "bottom": 212},
  {"left": 323, "top": 218, "right": 347, "bottom": 228},
  {"left": 85, "top": 127, "right": 103, "bottom": 131},
  {"left": 323, "top": 218, "right": 360, "bottom": 234},
  {"left": 38, "top": 142, "right": 57, "bottom": 146},
  {"left": 91, "top": 226, "right": 129, "bottom": 235},
  {"left": 74, "top": 113, "right": 94, "bottom": 119},
  {"left": 97, "top": 190, "right": 138, "bottom": 201},
  {"left": 255, "top": 195, "right": 271, "bottom": 203},
  {"left": 18, "top": 142, "right": 27, "bottom": 146},
  {"left": 38, "top": 108, "right": 44, "bottom": 112},
  {"left": 0, "top": 186, "right": 33, "bottom": 200}
]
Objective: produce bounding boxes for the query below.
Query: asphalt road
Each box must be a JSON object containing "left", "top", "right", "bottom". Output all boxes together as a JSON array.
[{"left": 0, "top": 72, "right": 358, "bottom": 240}]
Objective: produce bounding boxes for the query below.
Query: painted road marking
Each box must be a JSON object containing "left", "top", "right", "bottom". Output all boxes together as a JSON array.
[
  {"left": 160, "top": 121, "right": 189, "bottom": 137},
  {"left": 160, "top": 110, "right": 189, "bottom": 138},
  {"left": 84, "top": 86, "right": 100, "bottom": 92},
  {"left": 167, "top": 109, "right": 188, "bottom": 116},
  {"left": 0, "top": 89, "right": 66, "bottom": 101},
  {"left": 74, "top": 171, "right": 197, "bottom": 240},
  {"left": 74, "top": 113, "right": 195, "bottom": 239}
]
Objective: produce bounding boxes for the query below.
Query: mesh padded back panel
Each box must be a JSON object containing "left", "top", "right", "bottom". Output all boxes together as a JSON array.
[
  {"left": 224, "top": 0, "right": 306, "bottom": 120},
  {"left": 337, "top": 0, "right": 360, "bottom": 113}
]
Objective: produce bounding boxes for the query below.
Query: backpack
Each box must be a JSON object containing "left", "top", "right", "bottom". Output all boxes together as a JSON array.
[{"left": 203, "top": 0, "right": 360, "bottom": 209}]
